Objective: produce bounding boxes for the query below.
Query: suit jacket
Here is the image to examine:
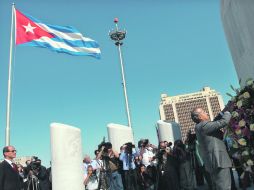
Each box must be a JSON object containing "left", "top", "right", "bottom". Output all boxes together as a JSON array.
[
  {"left": 195, "top": 111, "right": 232, "bottom": 173},
  {"left": 0, "top": 160, "right": 21, "bottom": 190}
]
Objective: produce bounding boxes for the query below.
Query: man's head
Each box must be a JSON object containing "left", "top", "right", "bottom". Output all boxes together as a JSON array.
[
  {"left": 159, "top": 141, "right": 166, "bottom": 149},
  {"left": 25, "top": 160, "right": 31, "bottom": 166},
  {"left": 94, "top": 150, "right": 99, "bottom": 156},
  {"left": 87, "top": 165, "right": 93, "bottom": 175},
  {"left": 83, "top": 155, "right": 91, "bottom": 164},
  {"left": 191, "top": 108, "right": 209, "bottom": 124},
  {"left": 36, "top": 159, "right": 41, "bottom": 166},
  {"left": 17, "top": 164, "right": 23, "bottom": 172},
  {"left": 140, "top": 164, "right": 146, "bottom": 173},
  {"left": 3, "top": 146, "right": 17, "bottom": 160}
]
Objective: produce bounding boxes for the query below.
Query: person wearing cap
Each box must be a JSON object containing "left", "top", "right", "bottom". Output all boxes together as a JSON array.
[{"left": 0, "top": 145, "right": 21, "bottom": 190}]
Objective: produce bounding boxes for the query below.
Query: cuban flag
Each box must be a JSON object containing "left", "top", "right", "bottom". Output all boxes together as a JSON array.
[{"left": 15, "top": 9, "right": 101, "bottom": 59}]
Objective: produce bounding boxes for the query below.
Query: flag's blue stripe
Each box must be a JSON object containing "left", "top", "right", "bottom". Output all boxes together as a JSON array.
[
  {"left": 19, "top": 41, "right": 101, "bottom": 59},
  {"left": 25, "top": 13, "right": 81, "bottom": 33},
  {"left": 49, "top": 37, "right": 100, "bottom": 48},
  {"left": 46, "top": 24, "right": 80, "bottom": 34}
]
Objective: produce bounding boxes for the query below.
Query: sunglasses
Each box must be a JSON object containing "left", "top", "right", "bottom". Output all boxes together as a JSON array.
[{"left": 7, "top": 150, "right": 17, "bottom": 153}]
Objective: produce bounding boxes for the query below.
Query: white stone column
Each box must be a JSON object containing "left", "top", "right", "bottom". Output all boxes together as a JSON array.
[
  {"left": 107, "top": 123, "right": 134, "bottom": 152},
  {"left": 50, "top": 123, "right": 84, "bottom": 190}
]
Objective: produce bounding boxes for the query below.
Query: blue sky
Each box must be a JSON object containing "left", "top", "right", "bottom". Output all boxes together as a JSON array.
[{"left": 0, "top": 0, "right": 239, "bottom": 166}]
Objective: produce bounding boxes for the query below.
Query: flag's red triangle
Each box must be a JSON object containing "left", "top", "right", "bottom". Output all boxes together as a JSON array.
[{"left": 15, "top": 9, "right": 54, "bottom": 45}]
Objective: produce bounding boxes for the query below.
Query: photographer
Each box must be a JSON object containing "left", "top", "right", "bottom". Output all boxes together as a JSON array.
[
  {"left": 173, "top": 139, "right": 196, "bottom": 190},
  {"left": 17, "top": 164, "right": 25, "bottom": 190},
  {"left": 25, "top": 157, "right": 50, "bottom": 190},
  {"left": 156, "top": 141, "right": 179, "bottom": 190},
  {"left": 139, "top": 139, "right": 156, "bottom": 167},
  {"left": 185, "top": 130, "right": 213, "bottom": 189},
  {"left": 137, "top": 164, "right": 155, "bottom": 190},
  {"left": 83, "top": 155, "right": 100, "bottom": 179},
  {"left": 138, "top": 139, "right": 157, "bottom": 189},
  {"left": 97, "top": 142, "right": 123, "bottom": 190},
  {"left": 84, "top": 165, "right": 99, "bottom": 190},
  {"left": 120, "top": 142, "right": 139, "bottom": 190}
]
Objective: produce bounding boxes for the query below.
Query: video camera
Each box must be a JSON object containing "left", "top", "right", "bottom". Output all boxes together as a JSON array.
[
  {"left": 28, "top": 156, "right": 41, "bottom": 172},
  {"left": 98, "top": 137, "right": 112, "bottom": 154},
  {"left": 138, "top": 139, "right": 149, "bottom": 148},
  {"left": 155, "top": 142, "right": 173, "bottom": 165},
  {"left": 98, "top": 142, "right": 112, "bottom": 153},
  {"left": 159, "top": 142, "right": 172, "bottom": 154},
  {"left": 124, "top": 142, "right": 135, "bottom": 154}
]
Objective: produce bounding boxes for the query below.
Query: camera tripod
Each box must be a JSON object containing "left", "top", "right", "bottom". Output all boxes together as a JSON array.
[{"left": 26, "top": 174, "right": 40, "bottom": 190}]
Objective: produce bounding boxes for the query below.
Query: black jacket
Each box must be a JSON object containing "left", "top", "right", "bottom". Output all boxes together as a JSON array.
[{"left": 0, "top": 160, "right": 21, "bottom": 190}]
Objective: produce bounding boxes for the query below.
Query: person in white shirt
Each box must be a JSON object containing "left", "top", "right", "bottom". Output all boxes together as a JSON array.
[
  {"left": 139, "top": 139, "right": 156, "bottom": 167},
  {"left": 142, "top": 147, "right": 155, "bottom": 167},
  {"left": 83, "top": 155, "right": 100, "bottom": 179},
  {"left": 84, "top": 165, "right": 99, "bottom": 190}
]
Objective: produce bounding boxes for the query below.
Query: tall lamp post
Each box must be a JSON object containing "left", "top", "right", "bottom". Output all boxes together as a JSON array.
[{"left": 109, "top": 18, "right": 132, "bottom": 128}]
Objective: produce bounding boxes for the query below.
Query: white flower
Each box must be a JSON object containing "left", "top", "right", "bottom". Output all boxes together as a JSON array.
[
  {"left": 246, "top": 79, "right": 254, "bottom": 86},
  {"left": 238, "top": 138, "right": 247, "bottom": 146},
  {"left": 237, "top": 100, "right": 242, "bottom": 108},
  {"left": 247, "top": 159, "right": 254, "bottom": 166},
  {"left": 232, "top": 111, "right": 239, "bottom": 118},
  {"left": 242, "top": 150, "right": 249, "bottom": 156},
  {"left": 250, "top": 124, "right": 254, "bottom": 131},
  {"left": 235, "top": 129, "right": 242, "bottom": 135},
  {"left": 239, "top": 120, "right": 246, "bottom": 127},
  {"left": 243, "top": 92, "right": 250, "bottom": 99}
]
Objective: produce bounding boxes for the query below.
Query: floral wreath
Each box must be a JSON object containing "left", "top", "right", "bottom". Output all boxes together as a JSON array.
[{"left": 224, "top": 78, "right": 254, "bottom": 178}]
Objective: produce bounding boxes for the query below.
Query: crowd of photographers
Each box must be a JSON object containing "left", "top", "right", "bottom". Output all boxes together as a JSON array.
[
  {"left": 13, "top": 133, "right": 214, "bottom": 190},
  {"left": 16, "top": 156, "right": 52, "bottom": 190},
  {"left": 83, "top": 133, "right": 203, "bottom": 190}
]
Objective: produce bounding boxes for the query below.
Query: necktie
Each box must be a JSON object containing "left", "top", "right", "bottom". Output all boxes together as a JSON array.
[{"left": 12, "top": 163, "right": 18, "bottom": 172}]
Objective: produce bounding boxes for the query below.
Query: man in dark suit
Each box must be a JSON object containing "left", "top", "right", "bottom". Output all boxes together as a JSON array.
[
  {"left": 0, "top": 145, "right": 21, "bottom": 190},
  {"left": 191, "top": 108, "right": 232, "bottom": 190}
]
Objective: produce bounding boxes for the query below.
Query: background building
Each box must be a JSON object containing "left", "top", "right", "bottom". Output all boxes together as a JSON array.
[
  {"left": 221, "top": 0, "right": 254, "bottom": 86},
  {"left": 159, "top": 87, "right": 224, "bottom": 141},
  {"left": 14, "top": 156, "right": 32, "bottom": 166},
  {"left": 0, "top": 156, "right": 32, "bottom": 166}
]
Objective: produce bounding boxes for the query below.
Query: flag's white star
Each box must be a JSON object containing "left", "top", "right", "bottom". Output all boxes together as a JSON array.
[{"left": 23, "top": 22, "right": 36, "bottom": 34}]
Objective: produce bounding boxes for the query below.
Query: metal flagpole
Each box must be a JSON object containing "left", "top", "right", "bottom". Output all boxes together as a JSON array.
[
  {"left": 109, "top": 18, "right": 132, "bottom": 128},
  {"left": 6, "top": 3, "right": 15, "bottom": 146}
]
